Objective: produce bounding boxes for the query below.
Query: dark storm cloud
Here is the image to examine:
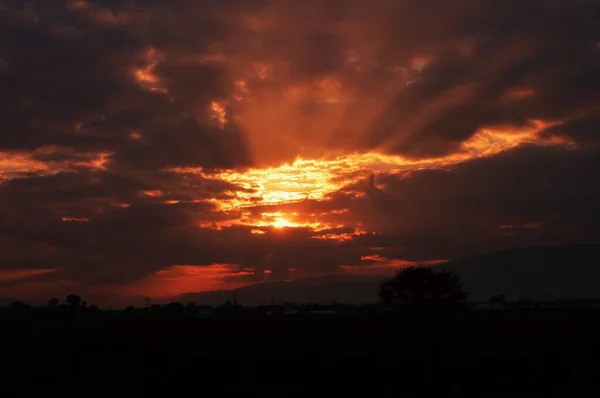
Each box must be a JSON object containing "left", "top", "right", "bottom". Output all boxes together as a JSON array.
[
  {"left": 0, "top": 1, "right": 141, "bottom": 150},
  {"left": 0, "top": 202, "right": 222, "bottom": 284},
  {"left": 363, "top": 0, "right": 600, "bottom": 157},
  {"left": 113, "top": 117, "right": 250, "bottom": 170},
  {"left": 4, "top": 0, "right": 598, "bottom": 163},
  {"left": 0, "top": 0, "right": 251, "bottom": 168},
  {"left": 343, "top": 145, "right": 600, "bottom": 260},
  {"left": 0, "top": 167, "right": 247, "bottom": 229}
]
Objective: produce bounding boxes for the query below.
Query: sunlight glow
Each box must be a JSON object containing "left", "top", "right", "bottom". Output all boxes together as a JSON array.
[
  {"left": 272, "top": 218, "right": 295, "bottom": 229},
  {"left": 200, "top": 120, "right": 573, "bottom": 212},
  {"left": 164, "top": 119, "right": 574, "bottom": 237}
]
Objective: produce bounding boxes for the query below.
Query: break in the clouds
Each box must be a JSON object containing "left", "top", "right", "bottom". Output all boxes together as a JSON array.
[{"left": 1, "top": 0, "right": 600, "bottom": 304}]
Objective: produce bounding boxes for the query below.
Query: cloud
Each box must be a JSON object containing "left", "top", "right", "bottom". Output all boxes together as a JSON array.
[
  {"left": 0, "top": 0, "right": 251, "bottom": 170},
  {"left": 542, "top": 113, "right": 600, "bottom": 146},
  {"left": 346, "top": 145, "right": 600, "bottom": 259},
  {"left": 0, "top": 268, "right": 55, "bottom": 284},
  {"left": 1, "top": 0, "right": 599, "bottom": 303}
]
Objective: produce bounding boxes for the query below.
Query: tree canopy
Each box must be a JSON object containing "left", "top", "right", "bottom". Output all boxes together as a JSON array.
[{"left": 379, "top": 266, "right": 467, "bottom": 309}]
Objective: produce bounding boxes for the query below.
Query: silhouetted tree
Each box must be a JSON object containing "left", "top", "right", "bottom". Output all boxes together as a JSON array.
[
  {"left": 47, "top": 298, "right": 59, "bottom": 308},
  {"left": 7, "top": 301, "right": 30, "bottom": 318},
  {"left": 379, "top": 266, "right": 467, "bottom": 309},
  {"left": 66, "top": 294, "right": 82, "bottom": 308}
]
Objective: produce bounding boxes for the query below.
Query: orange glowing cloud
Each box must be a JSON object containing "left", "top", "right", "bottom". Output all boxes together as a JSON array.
[
  {"left": 61, "top": 217, "right": 90, "bottom": 223},
  {"left": 133, "top": 48, "right": 168, "bottom": 95},
  {"left": 168, "top": 118, "right": 573, "bottom": 235},
  {"left": 0, "top": 152, "right": 53, "bottom": 182},
  {"left": 0, "top": 147, "right": 112, "bottom": 182},
  {"left": 209, "top": 101, "right": 228, "bottom": 128},
  {"left": 0, "top": 269, "right": 56, "bottom": 284},
  {"left": 109, "top": 264, "right": 254, "bottom": 298}
]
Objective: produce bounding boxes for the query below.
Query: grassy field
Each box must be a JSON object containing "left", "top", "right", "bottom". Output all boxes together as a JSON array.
[{"left": 2, "top": 310, "right": 599, "bottom": 394}]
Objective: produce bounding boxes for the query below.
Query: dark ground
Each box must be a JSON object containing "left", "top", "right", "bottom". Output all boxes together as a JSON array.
[{"left": 2, "top": 310, "right": 599, "bottom": 394}]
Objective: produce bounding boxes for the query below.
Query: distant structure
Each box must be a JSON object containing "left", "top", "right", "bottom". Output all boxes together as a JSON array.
[
  {"left": 366, "top": 173, "right": 378, "bottom": 200},
  {"left": 232, "top": 291, "right": 238, "bottom": 306},
  {"left": 368, "top": 173, "right": 376, "bottom": 191}
]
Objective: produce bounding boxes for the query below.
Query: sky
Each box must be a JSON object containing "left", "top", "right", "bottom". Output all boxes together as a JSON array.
[{"left": 1, "top": 0, "right": 600, "bottom": 305}]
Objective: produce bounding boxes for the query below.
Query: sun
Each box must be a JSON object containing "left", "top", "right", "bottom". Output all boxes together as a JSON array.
[{"left": 272, "top": 218, "right": 295, "bottom": 229}]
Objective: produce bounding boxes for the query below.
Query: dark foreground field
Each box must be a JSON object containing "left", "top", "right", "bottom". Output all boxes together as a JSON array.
[{"left": 2, "top": 310, "right": 600, "bottom": 394}]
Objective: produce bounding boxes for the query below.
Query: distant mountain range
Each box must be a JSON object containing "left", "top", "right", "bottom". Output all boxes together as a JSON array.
[
  {"left": 178, "top": 243, "right": 600, "bottom": 305},
  {"left": 177, "top": 274, "right": 386, "bottom": 306},
  {"left": 440, "top": 242, "right": 600, "bottom": 301}
]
